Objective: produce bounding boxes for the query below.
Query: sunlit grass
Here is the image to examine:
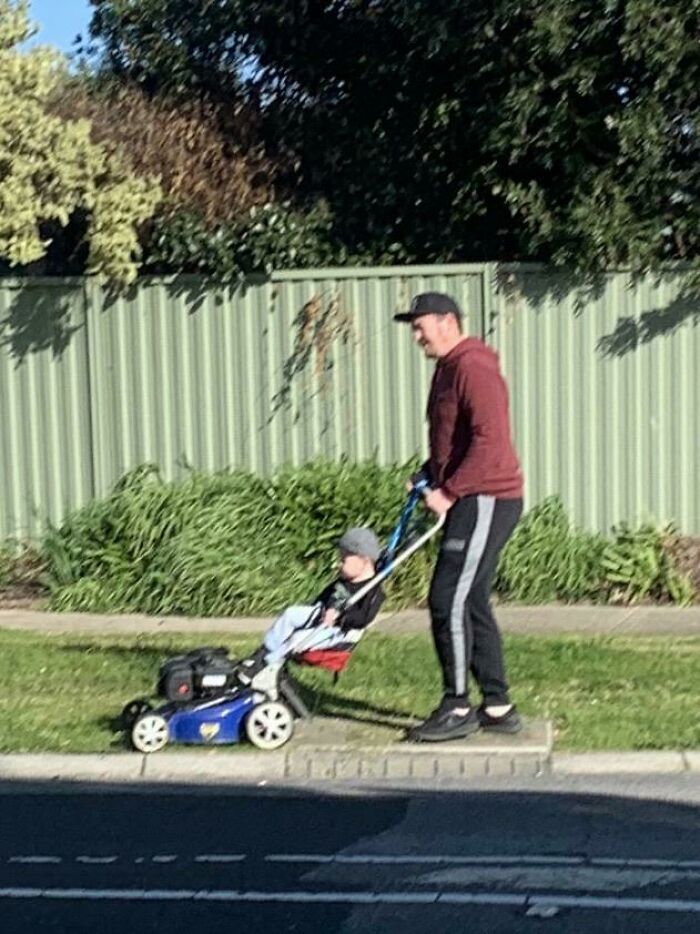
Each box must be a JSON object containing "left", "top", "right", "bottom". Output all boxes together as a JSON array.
[{"left": 1, "top": 630, "right": 699, "bottom": 752}]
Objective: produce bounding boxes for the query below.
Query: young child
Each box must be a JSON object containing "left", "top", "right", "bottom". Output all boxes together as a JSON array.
[{"left": 238, "top": 527, "right": 385, "bottom": 696}]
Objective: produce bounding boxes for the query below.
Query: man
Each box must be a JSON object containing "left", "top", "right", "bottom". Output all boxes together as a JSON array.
[{"left": 394, "top": 292, "right": 524, "bottom": 742}]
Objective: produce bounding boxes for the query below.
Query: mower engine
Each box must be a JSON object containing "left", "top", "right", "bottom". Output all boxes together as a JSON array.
[{"left": 157, "top": 647, "right": 239, "bottom": 702}]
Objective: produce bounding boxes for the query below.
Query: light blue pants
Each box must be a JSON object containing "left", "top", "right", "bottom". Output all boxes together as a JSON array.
[{"left": 263, "top": 604, "right": 347, "bottom": 665}]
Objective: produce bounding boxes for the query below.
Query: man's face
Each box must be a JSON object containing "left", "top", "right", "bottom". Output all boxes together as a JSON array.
[{"left": 410, "top": 313, "right": 451, "bottom": 358}]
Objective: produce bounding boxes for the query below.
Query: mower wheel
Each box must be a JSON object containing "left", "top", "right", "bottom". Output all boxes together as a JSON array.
[
  {"left": 121, "top": 698, "right": 153, "bottom": 730},
  {"left": 245, "top": 701, "right": 294, "bottom": 750},
  {"left": 131, "top": 712, "right": 169, "bottom": 753}
]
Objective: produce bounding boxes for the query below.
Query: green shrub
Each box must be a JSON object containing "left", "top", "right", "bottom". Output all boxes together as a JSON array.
[
  {"left": 0, "top": 545, "right": 12, "bottom": 589},
  {"left": 42, "top": 459, "right": 428, "bottom": 615},
  {"left": 495, "top": 497, "right": 606, "bottom": 603},
  {"left": 494, "top": 496, "right": 695, "bottom": 607},
  {"left": 40, "top": 468, "right": 696, "bottom": 615},
  {"left": 0, "top": 539, "right": 44, "bottom": 590},
  {"left": 601, "top": 524, "right": 695, "bottom": 606},
  {"left": 145, "top": 201, "right": 342, "bottom": 279}
]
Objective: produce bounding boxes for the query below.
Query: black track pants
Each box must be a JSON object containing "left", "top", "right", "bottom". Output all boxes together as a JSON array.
[{"left": 428, "top": 495, "right": 523, "bottom": 704}]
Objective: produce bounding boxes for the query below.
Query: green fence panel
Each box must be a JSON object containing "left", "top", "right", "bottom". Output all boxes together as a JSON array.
[
  {"left": 0, "top": 279, "right": 94, "bottom": 540},
  {"left": 488, "top": 266, "right": 700, "bottom": 533},
  {"left": 1, "top": 265, "right": 698, "bottom": 540},
  {"left": 83, "top": 268, "right": 484, "bottom": 498}
]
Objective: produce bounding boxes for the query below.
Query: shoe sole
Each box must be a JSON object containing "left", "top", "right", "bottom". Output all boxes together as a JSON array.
[{"left": 478, "top": 720, "right": 523, "bottom": 734}]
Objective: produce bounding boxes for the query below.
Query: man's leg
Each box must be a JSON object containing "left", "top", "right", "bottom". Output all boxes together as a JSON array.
[
  {"left": 410, "top": 496, "right": 486, "bottom": 741},
  {"left": 431, "top": 495, "right": 507, "bottom": 698},
  {"left": 466, "top": 498, "right": 523, "bottom": 705}
]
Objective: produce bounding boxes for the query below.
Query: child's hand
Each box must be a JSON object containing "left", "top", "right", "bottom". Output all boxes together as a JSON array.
[{"left": 322, "top": 607, "right": 339, "bottom": 626}]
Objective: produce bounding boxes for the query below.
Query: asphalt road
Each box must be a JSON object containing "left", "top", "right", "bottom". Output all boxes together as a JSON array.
[{"left": 2, "top": 774, "right": 700, "bottom": 933}]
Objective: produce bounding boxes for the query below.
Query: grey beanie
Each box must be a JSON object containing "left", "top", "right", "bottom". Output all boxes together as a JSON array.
[{"left": 337, "top": 527, "right": 382, "bottom": 562}]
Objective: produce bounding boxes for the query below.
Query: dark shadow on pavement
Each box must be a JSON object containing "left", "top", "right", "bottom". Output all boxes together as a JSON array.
[{"left": 1, "top": 777, "right": 700, "bottom": 933}]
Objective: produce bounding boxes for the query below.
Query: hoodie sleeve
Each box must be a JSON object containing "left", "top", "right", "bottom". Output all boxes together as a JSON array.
[{"left": 440, "top": 358, "right": 512, "bottom": 500}]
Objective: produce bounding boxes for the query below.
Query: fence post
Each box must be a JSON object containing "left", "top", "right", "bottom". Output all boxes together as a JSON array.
[
  {"left": 83, "top": 277, "right": 102, "bottom": 504},
  {"left": 480, "top": 262, "right": 498, "bottom": 342}
]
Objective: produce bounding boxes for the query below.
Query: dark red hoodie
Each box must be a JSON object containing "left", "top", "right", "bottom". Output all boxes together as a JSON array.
[{"left": 426, "top": 337, "right": 523, "bottom": 500}]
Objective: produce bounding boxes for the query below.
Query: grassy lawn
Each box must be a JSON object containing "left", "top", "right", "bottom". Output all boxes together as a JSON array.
[{"left": 1, "top": 629, "right": 700, "bottom": 753}]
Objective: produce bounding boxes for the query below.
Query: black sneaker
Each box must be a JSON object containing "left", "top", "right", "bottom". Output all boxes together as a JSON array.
[
  {"left": 407, "top": 699, "right": 480, "bottom": 743},
  {"left": 477, "top": 704, "right": 522, "bottom": 734}
]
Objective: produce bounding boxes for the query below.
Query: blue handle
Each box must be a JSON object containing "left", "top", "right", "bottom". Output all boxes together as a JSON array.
[{"left": 381, "top": 477, "right": 430, "bottom": 568}]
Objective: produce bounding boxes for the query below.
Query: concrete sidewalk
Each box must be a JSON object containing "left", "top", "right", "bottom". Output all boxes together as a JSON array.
[{"left": 1, "top": 604, "right": 699, "bottom": 636}]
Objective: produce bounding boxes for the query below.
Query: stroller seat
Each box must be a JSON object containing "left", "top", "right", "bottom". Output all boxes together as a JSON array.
[
  {"left": 291, "top": 623, "right": 365, "bottom": 676},
  {"left": 294, "top": 648, "right": 352, "bottom": 674},
  {"left": 279, "top": 633, "right": 363, "bottom": 718},
  {"left": 278, "top": 649, "right": 351, "bottom": 720}
]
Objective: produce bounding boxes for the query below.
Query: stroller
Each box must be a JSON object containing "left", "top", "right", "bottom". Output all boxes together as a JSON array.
[{"left": 122, "top": 480, "right": 444, "bottom": 753}]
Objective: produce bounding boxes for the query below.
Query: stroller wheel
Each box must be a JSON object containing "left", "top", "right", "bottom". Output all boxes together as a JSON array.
[
  {"left": 245, "top": 701, "right": 294, "bottom": 751},
  {"left": 121, "top": 698, "right": 153, "bottom": 730},
  {"left": 131, "top": 712, "right": 169, "bottom": 753}
]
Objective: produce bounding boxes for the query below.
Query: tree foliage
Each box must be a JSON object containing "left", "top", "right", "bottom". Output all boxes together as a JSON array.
[
  {"left": 52, "top": 81, "right": 274, "bottom": 228},
  {"left": 145, "top": 201, "right": 342, "bottom": 278},
  {"left": 49, "top": 79, "right": 332, "bottom": 279},
  {"left": 88, "top": 0, "right": 700, "bottom": 277},
  {"left": 0, "top": 0, "right": 161, "bottom": 284},
  {"left": 87, "top": 0, "right": 248, "bottom": 101}
]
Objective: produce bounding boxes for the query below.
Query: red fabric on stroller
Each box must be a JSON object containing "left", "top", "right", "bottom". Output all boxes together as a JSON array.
[{"left": 294, "top": 649, "right": 353, "bottom": 673}]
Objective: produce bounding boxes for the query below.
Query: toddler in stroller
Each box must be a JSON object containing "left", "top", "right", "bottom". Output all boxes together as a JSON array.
[{"left": 236, "top": 526, "right": 385, "bottom": 698}]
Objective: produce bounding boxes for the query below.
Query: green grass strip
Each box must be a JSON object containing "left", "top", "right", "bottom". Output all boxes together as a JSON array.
[{"left": 1, "top": 630, "right": 699, "bottom": 753}]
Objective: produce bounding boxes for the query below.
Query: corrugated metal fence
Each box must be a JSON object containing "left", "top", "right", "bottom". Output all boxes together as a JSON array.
[{"left": 1, "top": 265, "right": 699, "bottom": 539}]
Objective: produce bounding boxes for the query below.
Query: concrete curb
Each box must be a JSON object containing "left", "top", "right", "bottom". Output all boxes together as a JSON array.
[
  {"left": 1, "top": 719, "right": 697, "bottom": 784},
  {"left": 1, "top": 751, "right": 698, "bottom": 785},
  {"left": 0, "top": 719, "right": 554, "bottom": 784},
  {"left": 552, "top": 751, "right": 699, "bottom": 775},
  {"left": 0, "top": 750, "right": 551, "bottom": 784}
]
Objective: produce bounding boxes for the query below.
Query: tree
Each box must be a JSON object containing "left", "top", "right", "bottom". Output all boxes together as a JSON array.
[
  {"left": 0, "top": 0, "right": 161, "bottom": 284},
  {"left": 86, "top": 0, "right": 247, "bottom": 100},
  {"left": 487, "top": 0, "right": 700, "bottom": 276},
  {"left": 50, "top": 79, "right": 339, "bottom": 279},
  {"left": 87, "top": 0, "right": 700, "bottom": 279},
  {"left": 52, "top": 81, "right": 274, "bottom": 228}
]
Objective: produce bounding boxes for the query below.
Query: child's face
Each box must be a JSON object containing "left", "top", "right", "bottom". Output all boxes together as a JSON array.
[{"left": 338, "top": 549, "right": 374, "bottom": 581}]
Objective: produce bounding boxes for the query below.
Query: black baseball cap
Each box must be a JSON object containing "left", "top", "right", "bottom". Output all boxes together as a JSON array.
[{"left": 394, "top": 292, "right": 463, "bottom": 322}]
